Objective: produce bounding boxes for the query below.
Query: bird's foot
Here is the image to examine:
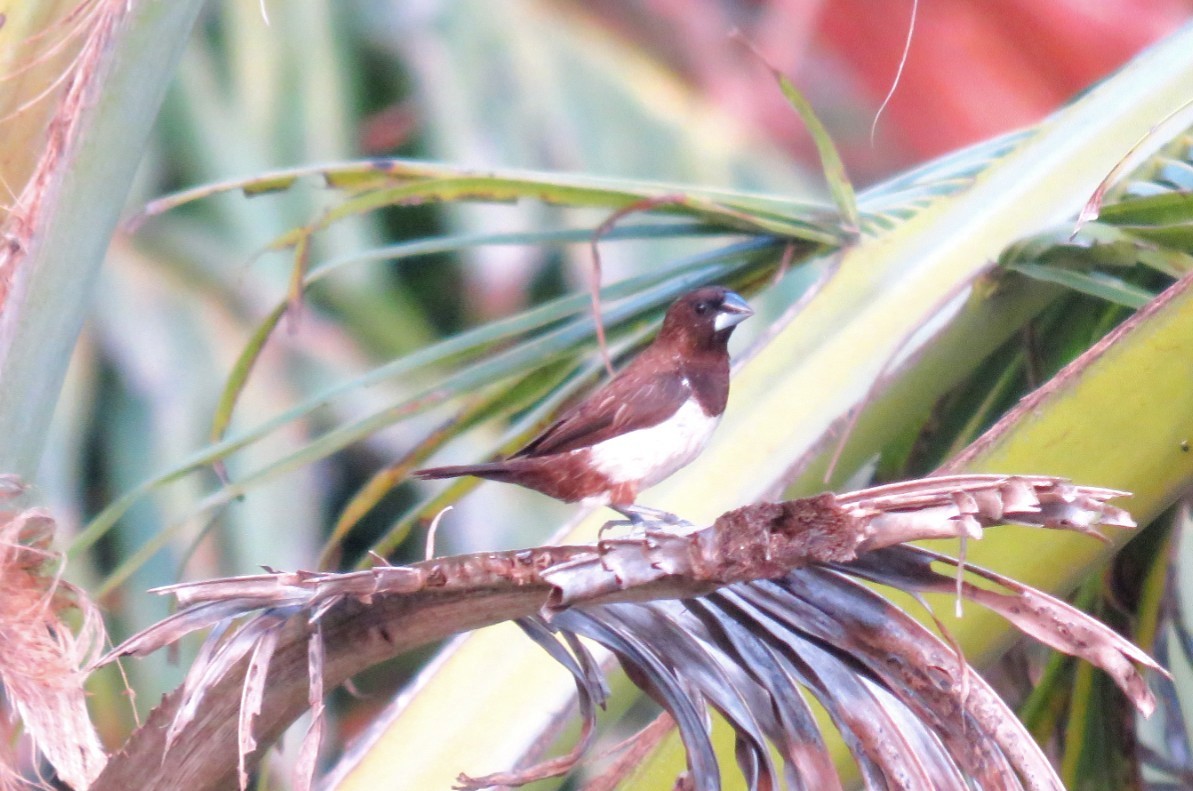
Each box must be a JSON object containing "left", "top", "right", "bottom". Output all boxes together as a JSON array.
[
  {"left": 616, "top": 504, "right": 690, "bottom": 526},
  {"left": 598, "top": 518, "right": 636, "bottom": 538},
  {"left": 602, "top": 504, "right": 693, "bottom": 536}
]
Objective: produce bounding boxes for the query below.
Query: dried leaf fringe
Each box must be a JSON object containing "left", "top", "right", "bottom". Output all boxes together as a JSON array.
[{"left": 0, "top": 478, "right": 106, "bottom": 789}]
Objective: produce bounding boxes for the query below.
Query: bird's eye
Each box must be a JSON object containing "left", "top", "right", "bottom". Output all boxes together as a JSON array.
[{"left": 694, "top": 302, "right": 709, "bottom": 315}]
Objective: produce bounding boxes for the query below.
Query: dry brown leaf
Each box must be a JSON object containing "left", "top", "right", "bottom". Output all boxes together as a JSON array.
[
  {"left": 0, "top": 482, "right": 106, "bottom": 789},
  {"left": 95, "top": 475, "right": 1148, "bottom": 791}
]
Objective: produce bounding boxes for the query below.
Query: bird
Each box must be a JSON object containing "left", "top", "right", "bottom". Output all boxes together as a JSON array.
[{"left": 413, "top": 286, "right": 753, "bottom": 525}]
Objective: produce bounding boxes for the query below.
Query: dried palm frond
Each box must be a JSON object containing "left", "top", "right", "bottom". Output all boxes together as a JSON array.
[
  {"left": 96, "top": 475, "right": 1156, "bottom": 791},
  {"left": 0, "top": 477, "right": 106, "bottom": 790}
]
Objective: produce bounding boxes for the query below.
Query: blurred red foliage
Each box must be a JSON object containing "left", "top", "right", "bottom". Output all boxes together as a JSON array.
[{"left": 583, "top": 0, "right": 1193, "bottom": 179}]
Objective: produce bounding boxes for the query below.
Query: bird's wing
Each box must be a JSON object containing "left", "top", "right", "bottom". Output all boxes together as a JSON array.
[{"left": 511, "top": 370, "right": 691, "bottom": 458}]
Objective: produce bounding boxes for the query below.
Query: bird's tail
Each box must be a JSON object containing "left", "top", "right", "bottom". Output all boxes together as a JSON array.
[{"left": 412, "top": 461, "right": 522, "bottom": 483}]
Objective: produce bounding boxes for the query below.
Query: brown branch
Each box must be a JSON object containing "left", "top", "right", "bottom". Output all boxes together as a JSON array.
[
  {"left": 93, "top": 588, "right": 547, "bottom": 791},
  {"left": 92, "top": 474, "right": 1134, "bottom": 791}
]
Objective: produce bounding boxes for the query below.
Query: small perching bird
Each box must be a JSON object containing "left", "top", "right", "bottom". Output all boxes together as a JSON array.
[{"left": 413, "top": 286, "right": 753, "bottom": 524}]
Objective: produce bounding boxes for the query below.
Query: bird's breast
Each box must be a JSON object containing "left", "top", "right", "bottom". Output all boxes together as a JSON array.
[{"left": 585, "top": 397, "right": 720, "bottom": 488}]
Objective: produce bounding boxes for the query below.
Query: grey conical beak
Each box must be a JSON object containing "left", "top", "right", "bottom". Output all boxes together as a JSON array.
[{"left": 714, "top": 291, "right": 753, "bottom": 332}]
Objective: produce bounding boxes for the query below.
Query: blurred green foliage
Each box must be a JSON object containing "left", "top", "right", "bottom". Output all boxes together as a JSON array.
[{"left": 13, "top": 2, "right": 1193, "bottom": 788}]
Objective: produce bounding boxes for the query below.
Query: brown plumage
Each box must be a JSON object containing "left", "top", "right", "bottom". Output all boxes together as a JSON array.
[{"left": 413, "top": 286, "right": 752, "bottom": 522}]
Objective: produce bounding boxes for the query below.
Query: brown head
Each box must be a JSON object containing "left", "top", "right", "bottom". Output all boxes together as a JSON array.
[{"left": 656, "top": 286, "right": 753, "bottom": 354}]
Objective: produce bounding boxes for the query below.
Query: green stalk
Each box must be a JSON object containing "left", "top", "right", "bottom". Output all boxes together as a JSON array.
[{"left": 0, "top": 1, "right": 206, "bottom": 478}]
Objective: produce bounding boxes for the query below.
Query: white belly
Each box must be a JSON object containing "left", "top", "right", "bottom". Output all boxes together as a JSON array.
[{"left": 586, "top": 398, "right": 719, "bottom": 488}]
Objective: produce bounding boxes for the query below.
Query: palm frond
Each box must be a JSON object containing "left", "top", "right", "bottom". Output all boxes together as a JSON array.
[{"left": 94, "top": 475, "right": 1152, "bottom": 791}]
